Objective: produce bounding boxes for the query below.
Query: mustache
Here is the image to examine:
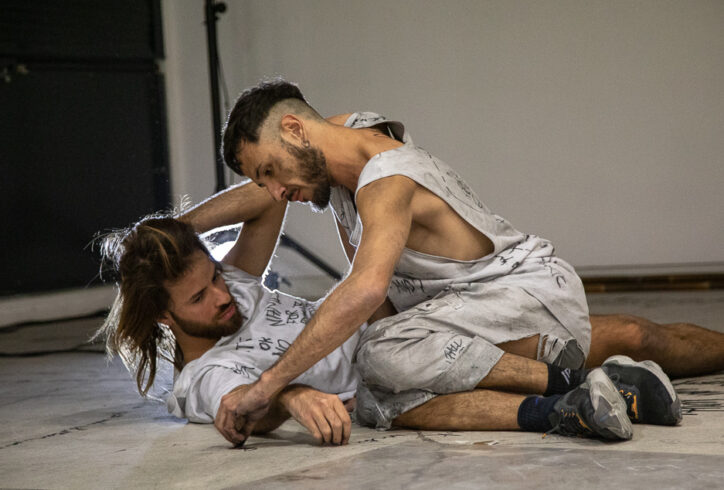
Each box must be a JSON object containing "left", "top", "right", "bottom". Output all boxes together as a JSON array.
[{"left": 216, "top": 299, "right": 237, "bottom": 320}]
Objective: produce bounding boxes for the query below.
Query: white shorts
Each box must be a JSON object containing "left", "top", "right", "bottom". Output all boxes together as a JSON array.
[{"left": 354, "top": 282, "right": 590, "bottom": 429}]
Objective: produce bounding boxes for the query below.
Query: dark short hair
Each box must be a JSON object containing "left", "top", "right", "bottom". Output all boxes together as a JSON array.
[{"left": 222, "top": 78, "right": 307, "bottom": 176}]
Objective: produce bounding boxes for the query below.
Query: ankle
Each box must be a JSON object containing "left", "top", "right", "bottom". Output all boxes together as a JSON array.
[
  {"left": 517, "top": 394, "right": 562, "bottom": 432},
  {"left": 544, "top": 365, "right": 589, "bottom": 396}
]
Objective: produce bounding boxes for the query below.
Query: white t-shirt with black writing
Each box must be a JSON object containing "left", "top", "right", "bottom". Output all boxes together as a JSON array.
[{"left": 167, "top": 264, "right": 363, "bottom": 423}]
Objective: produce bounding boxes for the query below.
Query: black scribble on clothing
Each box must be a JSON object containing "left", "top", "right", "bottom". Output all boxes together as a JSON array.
[
  {"left": 351, "top": 113, "right": 386, "bottom": 128},
  {"left": 539, "top": 257, "right": 566, "bottom": 288},
  {"left": 444, "top": 170, "right": 484, "bottom": 209},
  {"left": 508, "top": 245, "right": 534, "bottom": 254},
  {"left": 391, "top": 278, "right": 426, "bottom": 295},
  {"left": 231, "top": 363, "right": 256, "bottom": 378},
  {"left": 444, "top": 339, "right": 464, "bottom": 361},
  {"left": 302, "top": 305, "right": 317, "bottom": 323},
  {"left": 266, "top": 305, "right": 284, "bottom": 326},
  {"left": 269, "top": 292, "right": 282, "bottom": 305},
  {"left": 285, "top": 309, "right": 301, "bottom": 324},
  {"left": 259, "top": 337, "right": 272, "bottom": 351},
  {"left": 235, "top": 337, "right": 253, "bottom": 350},
  {"left": 272, "top": 339, "right": 291, "bottom": 357}
]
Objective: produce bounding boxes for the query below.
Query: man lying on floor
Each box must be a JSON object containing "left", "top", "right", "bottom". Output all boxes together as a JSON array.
[
  {"left": 97, "top": 181, "right": 684, "bottom": 446},
  {"left": 97, "top": 201, "right": 359, "bottom": 444}
]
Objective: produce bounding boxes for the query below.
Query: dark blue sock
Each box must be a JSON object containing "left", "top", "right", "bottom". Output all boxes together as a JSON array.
[
  {"left": 544, "top": 365, "right": 589, "bottom": 396},
  {"left": 517, "top": 395, "right": 562, "bottom": 432}
]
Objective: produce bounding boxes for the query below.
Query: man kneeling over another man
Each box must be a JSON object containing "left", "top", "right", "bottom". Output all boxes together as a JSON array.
[{"left": 97, "top": 181, "right": 684, "bottom": 446}]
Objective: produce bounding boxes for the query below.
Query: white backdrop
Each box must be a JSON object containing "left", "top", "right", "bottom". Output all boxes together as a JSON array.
[
  {"left": 4, "top": 0, "right": 724, "bottom": 324},
  {"left": 163, "top": 0, "right": 724, "bottom": 277}
]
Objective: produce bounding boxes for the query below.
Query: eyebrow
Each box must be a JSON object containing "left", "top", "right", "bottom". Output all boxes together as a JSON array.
[{"left": 187, "top": 262, "right": 220, "bottom": 304}]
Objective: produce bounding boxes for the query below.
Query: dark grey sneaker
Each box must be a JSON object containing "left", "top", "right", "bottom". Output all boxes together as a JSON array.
[
  {"left": 548, "top": 368, "right": 633, "bottom": 440},
  {"left": 601, "top": 355, "right": 682, "bottom": 426}
]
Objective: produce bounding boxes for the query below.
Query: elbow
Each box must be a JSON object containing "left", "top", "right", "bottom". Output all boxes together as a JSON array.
[{"left": 357, "top": 279, "right": 389, "bottom": 312}]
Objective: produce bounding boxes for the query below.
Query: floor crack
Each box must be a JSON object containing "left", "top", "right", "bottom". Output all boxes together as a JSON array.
[{"left": 1, "top": 412, "right": 126, "bottom": 450}]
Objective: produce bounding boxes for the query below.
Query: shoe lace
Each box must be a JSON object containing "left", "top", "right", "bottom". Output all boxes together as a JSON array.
[
  {"left": 544, "top": 409, "right": 592, "bottom": 438},
  {"left": 604, "top": 371, "right": 640, "bottom": 422},
  {"left": 618, "top": 389, "right": 639, "bottom": 421}
]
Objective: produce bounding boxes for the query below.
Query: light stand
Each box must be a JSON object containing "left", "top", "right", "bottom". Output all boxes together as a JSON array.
[{"left": 204, "top": 0, "right": 227, "bottom": 193}]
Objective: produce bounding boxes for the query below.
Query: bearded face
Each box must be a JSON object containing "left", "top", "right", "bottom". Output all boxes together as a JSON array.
[
  {"left": 169, "top": 299, "right": 243, "bottom": 340},
  {"left": 281, "top": 140, "right": 331, "bottom": 212}
]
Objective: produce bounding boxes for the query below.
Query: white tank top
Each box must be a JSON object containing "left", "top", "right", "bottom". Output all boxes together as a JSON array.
[{"left": 329, "top": 112, "right": 590, "bottom": 347}]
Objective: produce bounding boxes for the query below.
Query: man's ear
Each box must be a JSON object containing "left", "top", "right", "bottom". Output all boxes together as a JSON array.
[
  {"left": 279, "top": 114, "right": 306, "bottom": 144},
  {"left": 158, "top": 310, "right": 174, "bottom": 328}
]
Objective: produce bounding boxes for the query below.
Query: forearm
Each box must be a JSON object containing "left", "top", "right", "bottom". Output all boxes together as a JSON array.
[
  {"left": 178, "top": 180, "right": 282, "bottom": 233},
  {"left": 251, "top": 389, "right": 292, "bottom": 434}
]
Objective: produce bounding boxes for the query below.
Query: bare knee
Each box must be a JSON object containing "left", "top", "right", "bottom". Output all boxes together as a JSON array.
[
  {"left": 589, "top": 314, "right": 655, "bottom": 364},
  {"left": 617, "top": 315, "right": 651, "bottom": 354}
]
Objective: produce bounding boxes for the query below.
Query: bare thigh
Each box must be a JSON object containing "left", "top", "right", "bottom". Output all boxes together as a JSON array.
[
  {"left": 496, "top": 335, "right": 539, "bottom": 359},
  {"left": 586, "top": 314, "right": 652, "bottom": 367}
]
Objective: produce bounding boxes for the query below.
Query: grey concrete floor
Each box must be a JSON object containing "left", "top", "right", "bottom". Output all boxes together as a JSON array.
[{"left": 1, "top": 291, "right": 723, "bottom": 489}]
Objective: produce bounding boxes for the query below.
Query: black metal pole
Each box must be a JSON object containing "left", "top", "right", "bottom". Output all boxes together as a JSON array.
[
  {"left": 204, "top": 0, "right": 227, "bottom": 193},
  {"left": 279, "top": 235, "right": 343, "bottom": 280}
]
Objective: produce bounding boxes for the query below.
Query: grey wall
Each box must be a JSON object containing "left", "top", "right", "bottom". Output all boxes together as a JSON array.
[{"left": 163, "top": 0, "right": 724, "bottom": 276}]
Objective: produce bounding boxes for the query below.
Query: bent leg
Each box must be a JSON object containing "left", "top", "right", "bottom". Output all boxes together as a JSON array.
[
  {"left": 588, "top": 314, "right": 724, "bottom": 377},
  {"left": 393, "top": 389, "right": 523, "bottom": 431},
  {"left": 391, "top": 373, "right": 633, "bottom": 440},
  {"left": 476, "top": 350, "right": 548, "bottom": 394}
]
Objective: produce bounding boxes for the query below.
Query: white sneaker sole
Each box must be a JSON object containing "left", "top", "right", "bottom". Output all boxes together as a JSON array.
[{"left": 587, "top": 368, "right": 634, "bottom": 440}]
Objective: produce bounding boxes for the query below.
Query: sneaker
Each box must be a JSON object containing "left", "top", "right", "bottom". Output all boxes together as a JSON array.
[
  {"left": 548, "top": 368, "right": 633, "bottom": 440},
  {"left": 601, "top": 355, "right": 682, "bottom": 426}
]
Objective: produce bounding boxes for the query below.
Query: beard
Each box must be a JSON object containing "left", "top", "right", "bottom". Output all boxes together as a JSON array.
[
  {"left": 282, "top": 140, "right": 331, "bottom": 212},
  {"left": 170, "top": 299, "right": 243, "bottom": 340}
]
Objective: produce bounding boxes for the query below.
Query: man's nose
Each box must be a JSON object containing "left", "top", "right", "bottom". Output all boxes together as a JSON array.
[{"left": 213, "top": 283, "right": 232, "bottom": 306}]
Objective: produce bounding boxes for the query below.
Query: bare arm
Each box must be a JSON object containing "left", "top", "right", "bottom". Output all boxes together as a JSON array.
[
  {"left": 178, "top": 181, "right": 288, "bottom": 277},
  {"left": 263, "top": 176, "right": 415, "bottom": 386},
  {"left": 179, "top": 180, "right": 281, "bottom": 234},
  {"left": 250, "top": 385, "right": 350, "bottom": 444},
  {"left": 214, "top": 176, "right": 417, "bottom": 445},
  {"left": 335, "top": 207, "right": 398, "bottom": 325}
]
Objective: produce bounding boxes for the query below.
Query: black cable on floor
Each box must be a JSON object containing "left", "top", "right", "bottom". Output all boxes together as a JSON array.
[
  {"left": 0, "top": 347, "right": 104, "bottom": 357},
  {"left": 0, "top": 309, "right": 109, "bottom": 334}
]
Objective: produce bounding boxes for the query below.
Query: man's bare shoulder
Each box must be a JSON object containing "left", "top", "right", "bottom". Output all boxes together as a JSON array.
[{"left": 357, "top": 175, "right": 418, "bottom": 209}]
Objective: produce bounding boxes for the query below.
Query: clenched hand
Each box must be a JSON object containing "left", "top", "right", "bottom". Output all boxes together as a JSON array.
[{"left": 214, "top": 382, "right": 271, "bottom": 446}]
